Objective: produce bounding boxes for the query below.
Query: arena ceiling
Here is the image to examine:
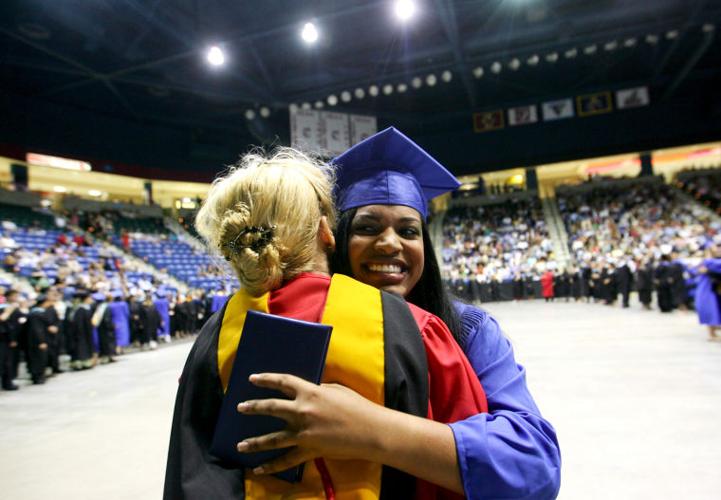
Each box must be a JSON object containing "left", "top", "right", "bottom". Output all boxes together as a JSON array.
[{"left": 1, "top": 0, "right": 721, "bottom": 177}]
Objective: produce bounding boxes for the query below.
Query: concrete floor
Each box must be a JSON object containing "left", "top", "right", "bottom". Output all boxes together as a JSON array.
[{"left": 1, "top": 299, "right": 720, "bottom": 500}]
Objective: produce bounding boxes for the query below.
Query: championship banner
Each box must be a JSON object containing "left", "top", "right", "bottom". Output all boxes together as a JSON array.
[
  {"left": 616, "top": 86, "right": 650, "bottom": 109},
  {"left": 318, "top": 112, "right": 351, "bottom": 156},
  {"left": 576, "top": 91, "right": 613, "bottom": 117},
  {"left": 349, "top": 114, "right": 378, "bottom": 145},
  {"left": 473, "top": 110, "right": 504, "bottom": 132},
  {"left": 290, "top": 109, "right": 322, "bottom": 152},
  {"left": 542, "top": 98, "right": 574, "bottom": 121},
  {"left": 507, "top": 105, "right": 538, "bottom": 126}
]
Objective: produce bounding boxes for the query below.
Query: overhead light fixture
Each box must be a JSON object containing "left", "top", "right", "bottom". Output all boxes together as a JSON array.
[
  {"left": 645, "top": 34, "right": 659, "bottom": 45},
  {"left": 53, "top": 186, "right": 67, "bottom": 193},
  {"left": 314, "top": 100, "right": 324, "bottom": 109},
  {"left": 624, "top": 37, "right": 637, "bottom": 48},
  {"left": 545, "top": 52, "right": 558, "bottom": 63},
  {"left": 604, "top": 40, "right": 618, "bottom": 51},
  {"left": 397, "top": 82, "right": 408, "bottom": 93},
  {"left": 702, "top": 23, "right": 715, "bottom": 33},
  {"left": 206, "top": 45, "right": 225, "bottom": 67},
  {"left": 340, "top": 90, "right": 352, "bottom": 102},
  {"left": 259, "top": 106, "right": 271, "bottom": 118},
  {"left": 411, "top": 76, "right": 423, "bottom": 88},
  {"left": 526, "top": 54, "right": 539, "bottom": 66},
  {"left": 490, "top": 61, "right": 502, "bottom": 74},
  {"left": 301, "top": 22, "right": 319, "bottom": 44},
  {"left": 508, "top": 58, "right": 521, "bottom": 71},
  {"left": 301, "top": 102, "right": 312, "bottom": 110},
  {"left": 354, "top": 87, "right": 365, "bottom": 99},
  {"left": 425, "top": 74, "right": 437, "bottom": 86},
  {"left": 441, "top": 70, "right": 453, "bottom": 82},
  {"left": 369, "top": 85, "right": 379, "bottom": 97},
  {"left": 88, "top": 190, "right": 103, "bottom": 197},
  {"left": 564, "top": 47, "right": 578, "bottom": 59},
  {"left": 584, "top": 44, "right": 597, "bottom": 55},
  {"left": 327, "top": 95, "right": 338, "bottom": 106},
  {"left": 244, "top": 109, "right": 256, "bottom": 120},
  {"left": 289, "top": 103, "right": 299, "bottom": 113},
  {"left": 472, "top": 66, "right": 484, "bottom": 78},
  {"left": 394, "top": 0, "right": 417, "bottom": 22},
  {"left": 383, "top": 84, "right": 394, "bottom": 95},
  {"left": 665, "top": 29, "right": 678, "bottom": 40}
]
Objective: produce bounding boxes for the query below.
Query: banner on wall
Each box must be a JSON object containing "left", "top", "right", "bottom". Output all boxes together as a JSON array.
[
  {"left": 616, "top": 86, "right": 650, "bottom": 109},
  {"left": 576, "top": 91, "right": 613, "bottom": 117},
  {"left": 542, "top": 98, "right": 575, "bottom": 121},
  {"left": 473, "top": 110, "right": 504, "bottom": 132},
  {"left": 290, "top": 109, "right": 322, "bottom": 152},
  {"left": 291, "top": 108, "right": 375, "bottom": 156},
  {"left": 507, "top": 105, "right": 538, "bottom": 126},
  {"left": 349, "top": 114, "right": 378, "bottom": 145},
  {"left": 319, "top": 112, "right": 350, "bottom": 156}
]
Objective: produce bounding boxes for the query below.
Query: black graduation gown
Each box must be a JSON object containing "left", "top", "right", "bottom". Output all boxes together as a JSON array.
[
  {"left": 0, "top": 307, "right": 24, "bottom": 387},
  {"left": 636, "top": 266, "right": 654, "bottom": 306},
  {"left": 44, "top": 306, "right": 61, "bottom": 372},
  {"left": 669, "top": 262, "right": 688, "bottom": 308},
  {"left": 655, "top": 264, "right": 674, "bottom": 312},
  {"left": 26, "top": 307, "right": 49, "bottom": 382},
  {"left": 140, "top": 304, "right": 162, "bottom": 344},
  {"left": 70, "top": 305, "right": 94, "bottom": 362},
  {"left": 95, "top": 304, "right": 116, "bottom": 357},
  {"left": 615, "top": 265, "right": 633, "bottom": 307}
]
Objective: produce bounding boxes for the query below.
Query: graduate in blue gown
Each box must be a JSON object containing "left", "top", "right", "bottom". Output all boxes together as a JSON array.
[
  {"left": 694, "top": 257, "right": 721, "bottom": 340},
  {"left": 153, "top": 292, "right": 171, "bottom": 341},
  {"left": 108, "top": 292, "right": 131, "bottom": 349},
  {"left": 329, "top": 127, "right": 561, "bottom": 499}
]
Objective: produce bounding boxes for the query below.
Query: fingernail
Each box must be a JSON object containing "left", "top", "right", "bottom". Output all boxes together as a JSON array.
[
  {"left": 248, "top": 373, "right": 258, "bottom": 381},
  {"left": 253, "top": 466, "right": 264, "bottom": 475},
  {"left": 236, "top": 441, "right": 248, "bottom": 452},
  {"left": 237, "top": 402, "right": 248, "bottom": 412}
]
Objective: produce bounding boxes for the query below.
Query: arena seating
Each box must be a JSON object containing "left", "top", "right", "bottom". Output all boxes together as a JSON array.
[{"left": 675, "top": 168, "right": 721, "bottom": 214}]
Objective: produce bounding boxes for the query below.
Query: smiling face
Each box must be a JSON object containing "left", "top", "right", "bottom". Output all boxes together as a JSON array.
[{"left": 347, "top": 204, "right": 424, "bottom": 297}]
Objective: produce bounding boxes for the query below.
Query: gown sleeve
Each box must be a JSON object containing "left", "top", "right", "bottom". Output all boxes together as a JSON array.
[{"left": 448, "top": 304, "right": 561, "bottom": 499}]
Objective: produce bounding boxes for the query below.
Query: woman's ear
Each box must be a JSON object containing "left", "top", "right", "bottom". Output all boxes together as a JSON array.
[{"left": 318, "top": 216, "right": 336, "bottom": 253}]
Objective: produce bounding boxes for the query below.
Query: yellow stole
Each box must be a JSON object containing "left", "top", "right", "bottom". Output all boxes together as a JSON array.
[{"left": 217, "top": 274, "right": 386, "bottom": 499}]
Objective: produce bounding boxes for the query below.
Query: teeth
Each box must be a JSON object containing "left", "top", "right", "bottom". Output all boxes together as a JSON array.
[{"left": 368, "top": 264, "right": 402, "bottom": 273}]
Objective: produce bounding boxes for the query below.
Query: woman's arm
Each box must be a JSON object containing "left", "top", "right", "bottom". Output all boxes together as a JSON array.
[{"left": 236, "top": 373, "right": 464, "bottom": 493}]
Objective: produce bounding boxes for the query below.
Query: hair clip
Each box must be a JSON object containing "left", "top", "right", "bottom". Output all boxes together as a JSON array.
[{"left": 223, "top": 225, "right": 276, "bottom": 258}]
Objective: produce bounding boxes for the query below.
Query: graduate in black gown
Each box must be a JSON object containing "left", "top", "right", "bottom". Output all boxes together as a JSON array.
[
  {"left": 655, "top": 255, "right": 674, "bottom": 313},
  {"left": 669, "top": 253, "right": 688, "bottom": 311},
  {"left": 68, "top": 290, "right": 95, "bottom": 370},
  {"left": 636, "top": 259, "right": 654, "bottom": 310},
  {"left": 92, "top": 293, "right": 116, "bottom": 363},
  {"left": 139, "top": 295, "right": 162, "bottom": 349},
  {"left": 26, "top": 295, "right": 53, "bottom": 384},
  {"left": 0, "top": 290, "right": 24, "bottom": 390},
  {"left": 44, "top": 288, "right": 62, "bottom": 375},
  {"left": 615, "top": 260, "right": 633, "bottom": 308}
]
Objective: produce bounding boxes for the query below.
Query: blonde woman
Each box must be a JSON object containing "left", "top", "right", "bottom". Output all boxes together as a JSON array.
[{"left": 163, "top": 148, "right": 487, "bottom": 499}]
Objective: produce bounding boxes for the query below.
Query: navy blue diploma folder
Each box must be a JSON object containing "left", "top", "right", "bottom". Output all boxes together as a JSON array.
[{"left": 210, "top": 310, "right": 333, "bottom": 483}]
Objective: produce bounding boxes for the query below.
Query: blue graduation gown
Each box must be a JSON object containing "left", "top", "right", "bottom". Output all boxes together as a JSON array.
[
  {"left": 449, "top": 303, "right": 561, "bottom": 499},
  {"left": 695, "top": 259, "right": 721, "bottom": 326},
  {"left": 154, "top": 298, "right": 171, "bottom": 337},
  {"left": 108, "top": 301, "right": 131, "bottom": 347}
]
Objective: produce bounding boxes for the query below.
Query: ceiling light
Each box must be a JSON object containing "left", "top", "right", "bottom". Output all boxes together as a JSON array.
[
  {"left": 53, "top": 186, "right": 67, "bottom": 193},
  {"left": 259, "top": 106, "right": 271, "bottom": 118},
  {"left": 584, "top": 44, "right": 597, "bottom": 55},
  {"left": 472, "top": 66, "right": 484, "bottom": 78},
  {"left": 289, "top": 103, "right": 299, "bottom": 113},
  {"left": 702, "top": 23, "right": 715, "bottom": 33},
  {"left": 624, "top": 37, "right": 637, "bottom": 48},
  {"left": 314, "top": 100, "right": 324, "bottom": 109},
  {"left": 354, "top": 87, "right": 365, "bottom": 99},
  {"left": 88, "top": 190, "right": 102, "bottom": 197},
  {"left": 508, "top": 58, "right": 521, "bottom": 71},
  {"left": 397, "top": 83, "right": 408, "bottom": 93},
  {"left": 441, "top": 70, "right": 453, "bottom": 82},
  {"left": 545, "top": 52, "right": 558, "bottom": 63},
  {"left": 301, "top": 102, "right": 311, "bottom": 110},
  {"left": 206, "top": 46, "right": 225, "bottom": 67},
  {"left": 244, "top": 109, "right": 256, "bottom": 120},
  {"left": 411, "top": 76, "right": 423, "bottom": 88},
  {"left": 526, "top": 54, "right": 539, "bottom": 66},
  {"left": 645, "top": 34, "right": 659, "bottom": 45},
  {"left": 340, "top": 90, "right": 352, "bottom": 102},
  {"left": 604, "top": 40, "right": 618, "bottom": 51},
  {"left": 490, "top": 61, "right": 502, "bottom": 74},
  {"left": 394, "top": 0, "right": 417, "bottom": 22},
  {"left": 327, "top": 95, "right": 338, "bottom": 106},
  {"left": 369, "top": 85, "right": 379, "bottom": 97},
  {"left": 301, "top": 22, "right": 319, "bottom": 44},
  {"left": 425, "top": 74, "right": 437, "bottom": 86},
  {"left": 565, "top": 47, "right": 578, "bottom": 58},
  {"left": 383, "top": 84, "right": 394, "bottom": 95},
  {"left": 665, "top": 29, "right": 678, "bottom": 40}
]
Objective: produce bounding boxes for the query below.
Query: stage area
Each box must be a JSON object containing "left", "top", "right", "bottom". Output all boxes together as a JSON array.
[{"left": 1, "top": 299, "right": 720, "bottom": 500}]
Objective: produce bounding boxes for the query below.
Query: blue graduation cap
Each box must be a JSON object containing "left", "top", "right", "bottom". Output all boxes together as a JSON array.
[{"left": 332, "top": 127, "right": 460, "bottom": 219}]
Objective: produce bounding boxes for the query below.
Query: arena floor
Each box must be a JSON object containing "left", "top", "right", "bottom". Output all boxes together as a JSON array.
[{"left": 1, "top": 297, "right": 720, "bottom": 500}]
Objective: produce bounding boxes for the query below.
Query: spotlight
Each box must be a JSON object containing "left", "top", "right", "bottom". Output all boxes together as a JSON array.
[
  {"left": 624, "top": 37, "right": 637, "bottom": 48},
  {"left": 584, "top": 44, "right": 597, "bottom": 55},
  {"left": 88, "top": 190, "right": 103, "bottom": 197},
  {"left": 490, "top": 61, "right": 502, "bottom": 74},
  {"left": 341, "top": 90, "right": 352, "bottom": 102},
  {"left": 301, "top": 22, "right": 319, "bottom": 44},
  {"left": 394, "top": 0, "right": 417, "bottom": 22},
  {"left": 397, "top": 82, "right": 408, "bottom": 93},
  {"left": 53, "top": 185, "right": 67, "bottom": 193},
  {"left": 508, "top": 58, "right": 521, "bottom": 71},
  {"left": 472, "top": 66, "right": 484, "bottom": 78},
  {"left": 382, "top": 83, "right": 394, "bottom": 95},
  {"left": 354, "top": 87, "right": 365, "bottom": 99},
  {"left": 425, "top": 74, "right": 437, "bottom": 86},
  {"left": 259, "top": 106, "right": 271, "bottom": 118},
  {"left": 327, "top": 95, "right": 338, "bottom": 106},
  {"left": 545, "top": 52, "right": 558, "bottom": 63},
  {"left": 289, "top": 103, "right": 299, "bottom": 113},
  {"left": 604, "top": 40, "right": 618, "bottom": 51},
  {"left": 702, "top": 23, "right": 715, "bottom": 33},
  {"left": 411, "top": 76, "right": 423, "bottom": 88},
  {"left": 314, "top": 100, "right": 324, "bottom": 109},
  {"left": 301, "top": 102, "right": 312, "bottom": 110},
  {"left": 665, "top": 29, "right": 678, "bottom": 40},
  {"left": 645, "top": 34, "right": 659, "bottom": 45},
  {"left": 244, "top": 109, "right": 256, "bottom": 120},
  {"left": 441, "top": 70, "right": 453, "bottom": 82},
  {"left": 526, "top": 54, "right": 539, "bottom": 66},
  {"left": 565, "top": 48, "right": 578, "bottom": 59},
  {"left": 369, "top": 85, "right": 379, "bottom": 97},
  {"left": 206, "top": 46, "right": 225, "bottom": 67}
]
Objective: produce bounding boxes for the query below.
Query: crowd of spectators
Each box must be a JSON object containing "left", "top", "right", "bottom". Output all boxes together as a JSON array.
[{"left": 675, "top": 168, "right": 721, "bottom": 215}]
